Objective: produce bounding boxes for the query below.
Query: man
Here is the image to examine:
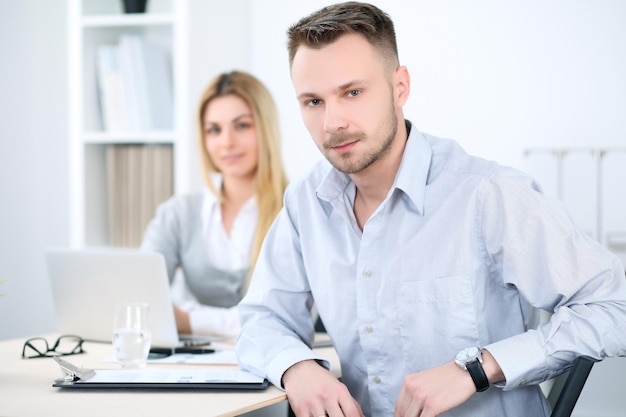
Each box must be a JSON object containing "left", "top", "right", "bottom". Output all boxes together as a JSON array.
[{"left": 236, "top": 2, "right": 626, "bottom": 416}]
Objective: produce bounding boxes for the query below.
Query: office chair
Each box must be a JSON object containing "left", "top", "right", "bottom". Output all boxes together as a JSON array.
[
  {"left": 547, "top": 355, "right": 597, "bottom": 417},
  {"left": 314, "top": 315, "right": 327, "bottom": 333}
]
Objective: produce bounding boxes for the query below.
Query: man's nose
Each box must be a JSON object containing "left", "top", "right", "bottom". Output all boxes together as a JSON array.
[{"left": 323, "top": 102, "right": 348, "bottom": 133}]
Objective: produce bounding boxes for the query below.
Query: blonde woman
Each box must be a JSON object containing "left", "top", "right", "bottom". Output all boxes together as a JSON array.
[{"left": 141, "top": 71, "right": 288, "bottom": 338}]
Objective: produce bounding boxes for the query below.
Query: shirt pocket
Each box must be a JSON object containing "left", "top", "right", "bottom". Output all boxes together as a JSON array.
[{"left": 395, "top": 274, "right": 478, "bottom": 371}]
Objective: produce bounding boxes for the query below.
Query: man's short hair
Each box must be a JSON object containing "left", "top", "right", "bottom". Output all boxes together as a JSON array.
[{"left": 287, "top": 1, "right": 399, "bottom": 71}]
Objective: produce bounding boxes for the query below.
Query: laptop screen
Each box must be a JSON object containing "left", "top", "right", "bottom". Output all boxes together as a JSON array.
[{"left": 46, "top": 247, "right": 184, "bottom": 348}]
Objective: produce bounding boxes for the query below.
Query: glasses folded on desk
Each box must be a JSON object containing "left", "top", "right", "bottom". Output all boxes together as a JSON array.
[{"left": 22, "top": 335, "right": 85, "bottom": 359}]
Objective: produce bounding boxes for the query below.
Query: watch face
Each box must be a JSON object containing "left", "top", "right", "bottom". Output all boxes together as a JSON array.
[{"left": 456, "top": 346, "right": 480, "bottom": 362}]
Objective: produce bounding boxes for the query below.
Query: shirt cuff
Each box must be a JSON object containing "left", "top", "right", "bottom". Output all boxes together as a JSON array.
[
  {"left": 265, "top": 346, "right": 331, "bottom": 389},
  {"left": 485, "top": 329, "right": 549, "bottom": 390}
]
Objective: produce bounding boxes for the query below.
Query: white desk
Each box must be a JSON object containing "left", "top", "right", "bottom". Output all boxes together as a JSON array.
[{"left": 0, "top": 335, "right": 338, "bottom": 417}]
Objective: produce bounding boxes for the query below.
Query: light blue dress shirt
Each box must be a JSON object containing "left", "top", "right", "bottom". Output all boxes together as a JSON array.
[{"left": 237, "top": 123, "right": 626, "bottom": 417}]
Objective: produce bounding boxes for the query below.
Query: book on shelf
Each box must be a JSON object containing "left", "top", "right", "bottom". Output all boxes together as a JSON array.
[
  {"left": 96, "top": 35, "right": 173, "bottom": 133},
  {"left": 106, "top": 144, "right": 173, "bottom": 247}
]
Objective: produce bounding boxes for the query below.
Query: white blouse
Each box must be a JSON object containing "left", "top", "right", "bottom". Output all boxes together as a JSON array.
[{"left": 174, "top": 176, "right": 257, "bottom": 338}]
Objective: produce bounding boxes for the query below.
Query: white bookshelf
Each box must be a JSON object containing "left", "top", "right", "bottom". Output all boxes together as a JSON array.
[{"left": 68, "top": 0, "right": 190, "bottom": 248}]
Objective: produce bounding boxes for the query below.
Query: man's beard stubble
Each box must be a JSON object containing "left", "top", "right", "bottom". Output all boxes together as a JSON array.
[{"left": 323, "top": 110, "right": 398, "bottom": 175}]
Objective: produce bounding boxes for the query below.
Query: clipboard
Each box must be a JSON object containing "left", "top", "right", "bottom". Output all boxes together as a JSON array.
[{"left": 52, "top": 357, "right": 269, "bottom": 390}]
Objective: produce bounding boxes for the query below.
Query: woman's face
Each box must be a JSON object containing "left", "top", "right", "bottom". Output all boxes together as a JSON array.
[{"left": 202, "top": 95, "right": 259, "bottom": 181}]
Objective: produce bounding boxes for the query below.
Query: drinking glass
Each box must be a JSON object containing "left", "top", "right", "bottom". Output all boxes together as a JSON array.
[{"left": 113, "top": 302, "right": 152, "bottom": 368}]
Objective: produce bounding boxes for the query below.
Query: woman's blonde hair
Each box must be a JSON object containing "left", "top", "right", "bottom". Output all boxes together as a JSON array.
[{"left": 197, "top": 71, "right": 288, "bottom": 290}]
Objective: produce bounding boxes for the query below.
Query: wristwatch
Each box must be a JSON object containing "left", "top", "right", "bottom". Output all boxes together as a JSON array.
[{"left": 454, "top": 346, "right": 489, "bottom": 392}]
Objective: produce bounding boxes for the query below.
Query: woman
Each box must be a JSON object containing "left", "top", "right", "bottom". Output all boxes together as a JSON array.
[{"left": 141, "top": 71, "right": 288, "bottom": 338}]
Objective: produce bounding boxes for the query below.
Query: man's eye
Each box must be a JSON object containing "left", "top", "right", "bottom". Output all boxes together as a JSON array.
[
  {"left": 307, "top": 98, "right": 322, "bottom": 107},
  {"left": 347, "top": 90, "right": 360, "bottom": 97}
]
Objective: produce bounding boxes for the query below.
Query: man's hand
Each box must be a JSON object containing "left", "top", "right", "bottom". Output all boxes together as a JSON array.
[
  {"left": 394, "top": 349, "right": 504, "bottom": 417},
  {"left": 394, "top": 361, "right": 475, "bottom": 417},
  {"left": 283, "top": 360, "right": 364, "bottom": 417}
]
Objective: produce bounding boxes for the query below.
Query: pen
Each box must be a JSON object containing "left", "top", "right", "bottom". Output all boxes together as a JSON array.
[
  {"left": 149, "top": 347, "right": 176, "bottom": 356},
  {"left": 173, "top": 347, "right": 215, "bottom": 354}
]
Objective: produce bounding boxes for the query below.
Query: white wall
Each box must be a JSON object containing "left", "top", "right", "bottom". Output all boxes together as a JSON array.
[
  {"left": 183, "top": 0, "right": 253, "bottom": 193},
  {"left": 0, "top": 0, "right": 67, "bottom": 339}
]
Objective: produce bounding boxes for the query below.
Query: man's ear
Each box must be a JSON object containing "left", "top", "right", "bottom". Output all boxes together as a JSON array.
[{"left": 394, "top": 65, "right": 410, "bottom": 107}]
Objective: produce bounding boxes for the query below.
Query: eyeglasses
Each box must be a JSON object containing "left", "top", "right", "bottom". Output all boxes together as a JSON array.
[{"left": 21, "top": 335, "right": 85, "bottom": 359}]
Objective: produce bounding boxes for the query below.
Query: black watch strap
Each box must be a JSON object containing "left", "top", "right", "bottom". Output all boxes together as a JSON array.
[{"left": 466, "top": 359, "right": 489, "bottom": 392}]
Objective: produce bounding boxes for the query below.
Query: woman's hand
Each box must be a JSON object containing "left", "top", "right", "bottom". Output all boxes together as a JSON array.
[{"left": 173, "top": 304, "right": 191, "bottom": 334}]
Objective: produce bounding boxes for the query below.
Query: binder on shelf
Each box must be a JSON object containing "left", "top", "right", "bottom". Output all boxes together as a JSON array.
[
  {"left": 96, "top": 35, "right": 173, "bottom": 133},
  {"left": 106, "top": 144, "right": 173, "bottom": 247},
  {"left": 96, "top": 44, "right": 129, "bottom": 132},
  {"left": 131, "top": 35, "right": 173, "bottom": 130},
  {"left": 116, "top": 35, "right": 144, "bottom": 132}
]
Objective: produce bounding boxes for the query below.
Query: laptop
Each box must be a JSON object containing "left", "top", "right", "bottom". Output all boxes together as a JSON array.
[{"left": 45, "top": 247, "right": 215, "bottom": 349}]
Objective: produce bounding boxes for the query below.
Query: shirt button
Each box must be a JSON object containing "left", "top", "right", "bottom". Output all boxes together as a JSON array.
[
  {"left": 363, "top": 269, "right": 372, "bottom": 278},
  {"left": 519, "top": 380, "right": 528, "bottom": 387},
  {"left": 364, "top": 326, "right": 373, "bottom": 334},
  {"left": 373, "top": 376, "right": 381, "bottom": 384}
]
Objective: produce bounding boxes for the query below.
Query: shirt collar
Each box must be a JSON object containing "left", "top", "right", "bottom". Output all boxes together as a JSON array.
[
  {"left": 393, "top": 121, "right": 430, "bottom": 215},
  {"left": 316, "top": 120, "right": 431, "bottom": 216}
]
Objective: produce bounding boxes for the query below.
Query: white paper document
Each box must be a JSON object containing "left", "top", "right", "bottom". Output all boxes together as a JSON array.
[{"left": 87, "top": 368, "right": 264, "bottom": 384}]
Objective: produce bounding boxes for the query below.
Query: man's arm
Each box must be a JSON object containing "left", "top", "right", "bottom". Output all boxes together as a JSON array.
[
  {"left": 481, "top": 175, "right": 626, "bottom": 388},
  {"left": 237, "top": 190, "right": 330, "bottom": 388}
]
